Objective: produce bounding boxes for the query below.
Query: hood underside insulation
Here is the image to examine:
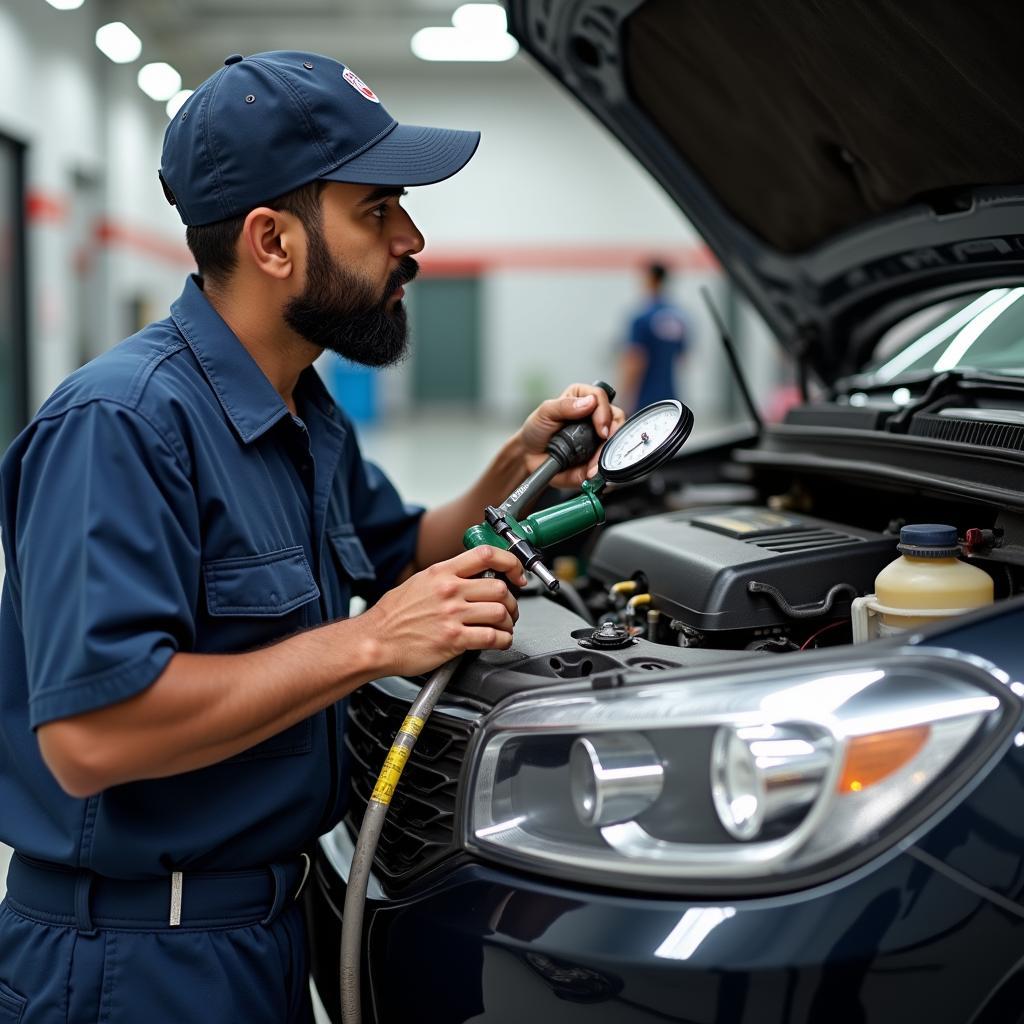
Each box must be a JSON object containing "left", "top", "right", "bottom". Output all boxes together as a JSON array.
[{"left": 626, "top": 0, "right": 1024, "bottom": 253}]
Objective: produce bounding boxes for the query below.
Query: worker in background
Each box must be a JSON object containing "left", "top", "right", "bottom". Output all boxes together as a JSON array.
[
  {"left": 618, "top": 260, "right": 690, "bottom": 413},
  {"left": 0, "top": 51, "right": 623, "bottom": 1023}
]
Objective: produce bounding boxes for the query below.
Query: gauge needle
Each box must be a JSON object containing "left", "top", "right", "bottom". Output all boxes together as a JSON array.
[{"left": 623, "top": 432, "right": 651, "bottom": 457}]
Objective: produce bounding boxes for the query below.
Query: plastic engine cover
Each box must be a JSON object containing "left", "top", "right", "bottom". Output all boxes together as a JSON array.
[{"left": 589, "top": 507, "right": 898, "bottom": 639}]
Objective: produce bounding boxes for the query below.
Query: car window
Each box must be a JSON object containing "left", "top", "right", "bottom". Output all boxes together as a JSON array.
[{"left": 866, "top": 288, "right": 1024, "bottom": 383}]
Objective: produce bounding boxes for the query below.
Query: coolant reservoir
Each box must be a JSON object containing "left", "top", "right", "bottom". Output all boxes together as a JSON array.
[{"left": 874, "top": 524, "right": 993, "bottom": 634}]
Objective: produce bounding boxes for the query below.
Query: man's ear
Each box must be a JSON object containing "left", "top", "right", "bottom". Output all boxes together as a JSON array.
[{"left": 240, "top": 207, "right": 302, "bottom": 281}]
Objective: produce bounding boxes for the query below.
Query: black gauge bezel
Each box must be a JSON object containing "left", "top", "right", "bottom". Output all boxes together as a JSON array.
[{"left": 598, "top": 399, "right": 694, "bottom": 482}]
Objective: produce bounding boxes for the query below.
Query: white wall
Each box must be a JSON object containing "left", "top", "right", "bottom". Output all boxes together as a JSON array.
[
  {"left": 347, "top": 68, "right": 746, "bottom": 423},
  {"left": 0, "top": 1, "right": 186, "bottom": 408},
  {"left": 0, "top": 8, "right": 761, "bottom": 423},
  {"left": 0, "top": 1, "right": 101, "bottom": 406},
  {"left": 368, "top": 69, "right": 698, "bottom": 246}
]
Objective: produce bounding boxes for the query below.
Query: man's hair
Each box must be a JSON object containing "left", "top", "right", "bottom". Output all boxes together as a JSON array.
[
  {"left": 185, "top": 179, "right": 327, "bottom": 285},
  {"left": 647, "top": 261, "right": 669, "bottom": 286}
]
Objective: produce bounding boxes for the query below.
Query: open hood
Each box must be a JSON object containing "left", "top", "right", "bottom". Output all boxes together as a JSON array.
[{"left": 507, "top": 0, "right": 1024, "bottom": 384}]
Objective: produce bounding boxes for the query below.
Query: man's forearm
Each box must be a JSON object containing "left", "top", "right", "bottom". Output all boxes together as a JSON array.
[
  {"left": 37, "top": 618, "right": 384, "bottom": 797},
  {"left": 413, "top": 433, "right": 529, "bottom": 569}
]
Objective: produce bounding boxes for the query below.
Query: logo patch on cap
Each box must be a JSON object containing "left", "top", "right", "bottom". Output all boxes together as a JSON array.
[{"left": 342, "top": 68, "right": 380, "bottom": 103}]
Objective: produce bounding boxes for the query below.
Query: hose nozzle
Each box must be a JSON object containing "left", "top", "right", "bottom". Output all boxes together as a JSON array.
[{"left": 484, "top": 506, "right": 560, "bottom": 592}]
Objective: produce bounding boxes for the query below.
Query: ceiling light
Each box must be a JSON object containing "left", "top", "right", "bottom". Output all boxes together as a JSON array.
[
  {"left": 411, "top": 26, "right": 519, "bottom": 61},
  {"left": 412, "top": 1, "right": 518, "bottom": 62},
  {"left": 95, "top": 21, "right": 142, "bottom": 64},
  {"left": 166, "top": 89, "right": 193, "bottom": 119},
  {"left": 138, "top": 62, "right": 182, "bottom": 102},
  {"left": 46, "top": 0, "right": 86, "bottom": 10},
  {"left": 451, "top": 3, "right": 507, "bottom": 32}
]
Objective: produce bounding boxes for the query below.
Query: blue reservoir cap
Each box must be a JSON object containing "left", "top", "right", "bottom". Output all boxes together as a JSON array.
[
  {"left": 898, "top": 523, "right": 959, "bottom": 557},
  {"left": 900, "top": 524, "right": 958, "bottom": 547}
]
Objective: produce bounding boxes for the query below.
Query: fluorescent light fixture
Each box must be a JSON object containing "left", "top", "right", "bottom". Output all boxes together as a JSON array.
[
  {"left": 46, "top": 0, "right": 86, "bottom": 10},
  {"left": 412, "top": 26, "right": 519, "bottom": 61},
  {"left": 95, "top": 21, "right": 142, "bottom": 64},
  {"left": 166, "top": 89, "right": 193, "bottom": 119},
  {"left": 412, "top": 1, "right": 518, "bottom": 61},
  {"left": 138, "top": 62, "right": 182, "bottom": 102},
  {"left": 451, "top": 3, "right": 507, "bottom": 32}
]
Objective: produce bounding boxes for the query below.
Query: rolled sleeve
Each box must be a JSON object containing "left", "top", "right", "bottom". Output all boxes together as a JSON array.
[{"left": 12, "top": 401, "right": 199, "bottom": 728}]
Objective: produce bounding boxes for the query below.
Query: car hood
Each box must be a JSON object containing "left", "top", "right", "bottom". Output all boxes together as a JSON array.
[{"left": 507, "top": 0, "right": 1024, "bottom": 384}]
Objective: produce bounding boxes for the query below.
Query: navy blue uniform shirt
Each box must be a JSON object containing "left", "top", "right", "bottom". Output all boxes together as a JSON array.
[{"left": 0, "top": 276, "right": 423, "bottom": 877}]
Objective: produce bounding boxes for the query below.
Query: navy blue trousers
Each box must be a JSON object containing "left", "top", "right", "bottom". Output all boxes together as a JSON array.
[{"left": 0, "top": 864, "right": 314, "bottom": 1023}]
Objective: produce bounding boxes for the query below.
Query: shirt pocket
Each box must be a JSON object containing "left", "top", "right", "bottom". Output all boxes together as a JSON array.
[
  {"left": 203, "top": 546, "right": 320, "bottom": 617},
  {"left": 202, "top": 546, "right": 320, "bottom": 762},
  {"left": 325, "top": 524, "right": 378, "bottom": 615},
  {"left": 0, "top": 979, "right": 26, "bottom": 1024}
]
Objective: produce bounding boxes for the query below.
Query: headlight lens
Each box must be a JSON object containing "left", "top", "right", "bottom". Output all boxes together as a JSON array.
[{"left": 465, "top": 650, "right": 1018, "bottom": 893}]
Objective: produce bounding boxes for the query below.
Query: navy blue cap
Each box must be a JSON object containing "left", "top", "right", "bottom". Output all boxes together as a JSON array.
[
  {"left": 898, "top": 524, "right": 959, "bottom": 556},
  {"left": 160, "top": 51, "right": 480, "bottom": 226}
]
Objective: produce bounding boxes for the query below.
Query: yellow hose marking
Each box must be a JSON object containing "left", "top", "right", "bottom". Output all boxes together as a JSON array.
[
  {"left": 371, "top": 737, "right": 416, "bottom": 805},
  {"left": 399, "top": 715, "right": 425, "bottom": 739}
]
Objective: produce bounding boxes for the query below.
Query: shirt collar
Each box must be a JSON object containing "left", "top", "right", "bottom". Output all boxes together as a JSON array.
[{"left": 171, "top": 275, "right": 306, "bottom": 445}]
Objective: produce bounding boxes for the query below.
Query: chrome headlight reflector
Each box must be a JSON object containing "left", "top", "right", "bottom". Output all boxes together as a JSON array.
[
  {"left": 570, "top": 732, "right": 664, "bottom": 826},
  {"left": 466, "top": 651, "right": 1018, "bottom": 894}
]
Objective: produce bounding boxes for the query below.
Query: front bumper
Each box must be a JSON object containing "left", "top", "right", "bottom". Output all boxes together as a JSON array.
[{"left": 308, "top": 831, "right": 1024, "bottom": 1024}]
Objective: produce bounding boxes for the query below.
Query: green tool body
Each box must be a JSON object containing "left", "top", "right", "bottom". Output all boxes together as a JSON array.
[{"left": 463, "top": 477, "right": 606, "bottom": 555}]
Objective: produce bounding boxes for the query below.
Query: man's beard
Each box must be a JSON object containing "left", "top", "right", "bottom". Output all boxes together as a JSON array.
[{"left": 283, "top": 226, "right": 418, "bottom": 368}]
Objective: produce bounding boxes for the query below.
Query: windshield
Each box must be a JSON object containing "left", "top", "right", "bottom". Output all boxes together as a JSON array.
[{"left": 865, "top": 288, "right": 1024, "bottom": 383}]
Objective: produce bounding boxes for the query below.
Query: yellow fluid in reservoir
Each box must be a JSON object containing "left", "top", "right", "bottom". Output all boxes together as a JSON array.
[{"left": 875, "top": 553, "right": 993, "bottom": 631}]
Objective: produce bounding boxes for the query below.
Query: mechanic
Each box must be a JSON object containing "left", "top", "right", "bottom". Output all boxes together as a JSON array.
[
  {"left": 0, "top": 51, "right": 622, "bottom": 1022},
  {"left": 618, "top": 260, "right": 690, "bottom": 413}
]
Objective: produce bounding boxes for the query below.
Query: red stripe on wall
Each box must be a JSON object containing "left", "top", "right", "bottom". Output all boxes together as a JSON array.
[
  {"left": 418, "top": 244, "right": 717, "bottom": 275},
  {"left": 28, "top": 195, "right": 716, "bottom": 275},
  {"left": 94, "top": 219, "right": 194, "bottom": 268},
  {"left": 26, "top": 190, "right": 69, "bottom": 223}
]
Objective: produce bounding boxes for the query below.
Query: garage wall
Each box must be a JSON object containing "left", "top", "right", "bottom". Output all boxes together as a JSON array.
[
  {"left": 0, "top": 4, "right": 785, "bottom": 428},
  {"left": 0, "top": 1, "right": 186, "bottom": 410}
]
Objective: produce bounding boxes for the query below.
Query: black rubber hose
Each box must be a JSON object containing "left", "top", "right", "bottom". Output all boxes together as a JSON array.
[{"left": 747, "top": 581, "right": 858, "bottom": 619}]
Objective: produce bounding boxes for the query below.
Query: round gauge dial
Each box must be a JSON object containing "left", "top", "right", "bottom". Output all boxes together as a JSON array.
[{"left": 598, "top": 399, "right": 693, "bottom": 482}]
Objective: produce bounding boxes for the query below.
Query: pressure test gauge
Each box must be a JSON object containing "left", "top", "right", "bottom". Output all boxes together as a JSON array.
[{"left": 598, "top": 399, "right": 694, "bottom": 483}]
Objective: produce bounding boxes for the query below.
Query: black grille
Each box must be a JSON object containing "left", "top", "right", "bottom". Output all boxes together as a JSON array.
[
  {"left": 344, "top": 682, "right": 473, "bottom": 888},
  {"left": 910, "top": 413, "right": 1024, "bottom": 452},
  {"left": 745, "top": 528, "right": 860, "bottom": 553}
]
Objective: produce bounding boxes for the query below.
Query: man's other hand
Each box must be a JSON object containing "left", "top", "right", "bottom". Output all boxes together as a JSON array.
[
  {"left": 515, "top": 383, "right": 626, "bottom": 488},
  {"left": 361, "top": 546, "right": 527, "bottom": 677}
]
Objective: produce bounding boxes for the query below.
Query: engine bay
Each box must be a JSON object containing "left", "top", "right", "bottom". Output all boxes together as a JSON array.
[{"left": 588, "top": 506, "right": 899, "bottom": 652}]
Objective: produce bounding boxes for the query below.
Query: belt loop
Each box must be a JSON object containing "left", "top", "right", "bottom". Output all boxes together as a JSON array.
[
  {"left": 261, "top": 864, "right": 288, "bottom": 926},
  {"left": 169, "top": 871, "right": 183, "bottom": 927},
  {"left": 74, "top": 871, "right": 97, "bottom": 936}
]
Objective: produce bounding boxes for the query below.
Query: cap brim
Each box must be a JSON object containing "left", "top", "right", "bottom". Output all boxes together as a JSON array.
[{"left": 320, "top": 123, "right": 480, "bottom": 187}]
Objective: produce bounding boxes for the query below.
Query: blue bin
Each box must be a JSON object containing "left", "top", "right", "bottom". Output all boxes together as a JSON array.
[{"left": 325, "top": 357, "right": 377, "bottom": 424}]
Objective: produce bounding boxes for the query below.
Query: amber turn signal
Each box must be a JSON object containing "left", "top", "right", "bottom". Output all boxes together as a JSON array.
[{"left": 839, "top": 725, "right": 930, "bottom": 793}]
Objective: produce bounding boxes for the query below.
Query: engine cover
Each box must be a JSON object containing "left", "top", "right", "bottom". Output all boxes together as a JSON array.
[{"left": 589, "top": 507, "right": 898, "bottom": 642}]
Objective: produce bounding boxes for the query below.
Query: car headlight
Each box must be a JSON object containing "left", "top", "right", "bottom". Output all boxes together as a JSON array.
[{"left": 465, "top": 649, "right": 1019, "bottom": 894}]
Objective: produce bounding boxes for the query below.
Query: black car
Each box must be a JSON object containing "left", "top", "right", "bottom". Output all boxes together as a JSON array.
[{"left": 309, "top": 3, "right": 1024, "bottom": 1021}]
